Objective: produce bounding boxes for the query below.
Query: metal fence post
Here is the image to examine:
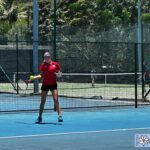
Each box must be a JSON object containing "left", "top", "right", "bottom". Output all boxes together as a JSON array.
[
  {"left": 135, "top": 43, "right": 138, "bottom": 108},
  {"left": 33, "top": 0, "right": 39, "bottom": 94},
  {"left": 16, "top": 33, "right": 19, "bottom": 94},
  {"left": 53, "top": 0, "right": 57, "bottom": 61}
]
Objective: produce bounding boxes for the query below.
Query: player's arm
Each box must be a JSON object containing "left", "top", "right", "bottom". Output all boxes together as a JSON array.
[
  {"left": 55, "top": 63, "right": 62, "bottom": 78},
  {"left": 30, "top": 74, "right": 42, "bottom": 80},
  {"left": 28, "top": 73, "right": 43, "bottom": 82}
]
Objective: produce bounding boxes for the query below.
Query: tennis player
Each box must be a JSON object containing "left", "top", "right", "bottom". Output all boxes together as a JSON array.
[
  {"left": 91, "top": 67, "right": 96, "bottom": 87},
  {"left": 29, "top": 52, "right": 63, "bottom": 123}
]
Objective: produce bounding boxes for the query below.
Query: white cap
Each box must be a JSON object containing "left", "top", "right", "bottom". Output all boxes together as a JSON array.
[{"left": 44, "top": 52, "right": 51, "bottom": 57}]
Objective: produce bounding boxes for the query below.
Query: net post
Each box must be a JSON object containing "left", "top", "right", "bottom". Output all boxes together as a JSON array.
[
  {"left": 141, "top": 42, "right": 144, "bottom": 100},
  {"left": 135, "top": 43, "right": 138, "bottom": 108}
]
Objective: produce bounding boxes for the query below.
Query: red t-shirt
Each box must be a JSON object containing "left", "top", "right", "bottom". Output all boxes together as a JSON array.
[{"left": 40, "top": 61, "right": 60, "bottom": 85}]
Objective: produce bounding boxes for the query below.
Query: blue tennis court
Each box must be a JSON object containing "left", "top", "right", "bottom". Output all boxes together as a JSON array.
[{"left": 0, "top": 106, "right": 150, "bottom": 150}]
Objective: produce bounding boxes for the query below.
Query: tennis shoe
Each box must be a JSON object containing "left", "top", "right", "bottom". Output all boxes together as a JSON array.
[
  {"left": 35, "top": 116, "right": 42, "bottom": 124},
  {"left": 58, "top": 116, "right": 63, "bottom": 122}
]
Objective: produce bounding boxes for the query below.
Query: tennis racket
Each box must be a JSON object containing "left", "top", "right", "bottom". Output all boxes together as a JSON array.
[{"left": 18, "top": 79, "right": 29, "bottom": 97}]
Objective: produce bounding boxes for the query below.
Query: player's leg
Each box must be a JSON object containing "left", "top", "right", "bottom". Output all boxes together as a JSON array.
[
  {"left": 51, "top": 89, "right": 63, "bottom": 122},
  {"left": 35, "top": 89, "right": 48, "bottom": 123},
  {"left": 39, "top": 90, "right": 48, "bottom": 116},
  {"left": 92, "top": 78, "right": 95, "bottom": 87}
]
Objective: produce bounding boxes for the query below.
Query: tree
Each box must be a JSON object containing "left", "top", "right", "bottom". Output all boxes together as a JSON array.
[{"left": 0, "top": 0, "right": 28, "bottom": 40}]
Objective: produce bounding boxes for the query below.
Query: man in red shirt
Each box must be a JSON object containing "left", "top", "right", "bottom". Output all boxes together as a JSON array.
[{"left": 29, "top": 52, "right": 63, "bottom": 123}]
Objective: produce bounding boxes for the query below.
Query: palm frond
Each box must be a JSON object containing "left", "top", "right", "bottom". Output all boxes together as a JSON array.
[{"left": 0, "top": 0, "right": 5, "bottom": 12}]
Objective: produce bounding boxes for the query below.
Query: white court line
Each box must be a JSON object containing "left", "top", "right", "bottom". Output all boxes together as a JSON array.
[{"left": 0, "top": 127, "right": 150, "bottom": 139}]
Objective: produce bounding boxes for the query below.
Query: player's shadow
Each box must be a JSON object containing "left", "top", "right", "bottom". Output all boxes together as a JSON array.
[
  {"left": 38, "top": 122, "right": 62, "bottom": 125},
  {"left": 16, "top": 122, "right": 63, "bottom": 125}
]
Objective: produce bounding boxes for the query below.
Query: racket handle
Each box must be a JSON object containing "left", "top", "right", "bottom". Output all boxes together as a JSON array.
[{"left": 25, "top": 80, "right": 30, "bottom": 84}]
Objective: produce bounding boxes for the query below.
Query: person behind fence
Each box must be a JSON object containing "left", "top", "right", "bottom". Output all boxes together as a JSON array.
[
  {"left": 143, "top": 61, "right": 150, "bottom": 89},
  {"left": 29, "top": 52, "right": 63, "bottom": 123},
  {"left": 142, "top": 61, "right": 150, "bottom": 102},
  {"left": 91, "top": 67, "right": 96, "bottom": 87}
]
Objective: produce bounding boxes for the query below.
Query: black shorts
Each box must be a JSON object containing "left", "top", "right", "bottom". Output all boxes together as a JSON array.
[{"left": 41, "top": 84, "right": 57, "bottom": 91}]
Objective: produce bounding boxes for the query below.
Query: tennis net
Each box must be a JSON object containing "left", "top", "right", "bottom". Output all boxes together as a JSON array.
[{"left": 0, "top": 72, "right": 144, "bottom": 112}]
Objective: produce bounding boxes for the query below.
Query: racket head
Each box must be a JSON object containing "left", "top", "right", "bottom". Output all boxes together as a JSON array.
[{"left": 18, "top": 79, "right": 28, "bottom": 96}]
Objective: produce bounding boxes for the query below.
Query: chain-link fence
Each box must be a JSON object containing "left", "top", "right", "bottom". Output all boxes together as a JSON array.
[
  {"left": 0, "top": 41, "right": 136, "bottom": 77},
  {"left": 0, "top": 39, "right": 150, "bottom": 111},
  {"left": 1, "top": 24, "right": 150, "bottom": 43}
]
